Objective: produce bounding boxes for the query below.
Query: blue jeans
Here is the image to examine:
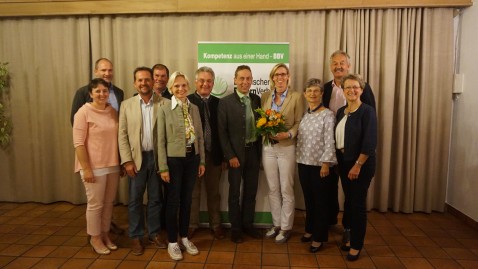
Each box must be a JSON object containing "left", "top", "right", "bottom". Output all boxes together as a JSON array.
[
  {"left": 165, "top": 152, "right": 199, "bottom": 243},
  {"left": 128, "top": 151, "right": 162, "bottom": 239}
]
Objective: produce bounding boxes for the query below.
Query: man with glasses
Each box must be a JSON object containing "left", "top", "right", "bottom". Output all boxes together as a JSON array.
[{"left": 187, "top": 66, "right": 225, "bottom": 240}]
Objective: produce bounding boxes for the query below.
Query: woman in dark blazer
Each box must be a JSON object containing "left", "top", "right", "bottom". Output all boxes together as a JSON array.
[
  {"left": 335, "top": 74, "right": 377, "bottom": 261},
  {"left": 157, "top": 71, "right": 205, "bottom": 261}
]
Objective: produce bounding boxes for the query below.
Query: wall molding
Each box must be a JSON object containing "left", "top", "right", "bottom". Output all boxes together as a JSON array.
[
  {"left": 446, "top": 203, "right": 478, "bottom": 231},
  {"left": 0, "top": 0, "right": 473, "bottom": 17}
]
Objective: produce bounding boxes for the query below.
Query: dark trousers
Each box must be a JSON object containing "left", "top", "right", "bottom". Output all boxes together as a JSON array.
[
  {"left": 165, "top": 152, "right": 199, "bottom": 243},
  {"left": 328, "top": 168, "right": 340, "bottom": 225},
  {"left": 298, "top": 163, "right": 335, "bottom": 242},
  {"left": 337, "top": 151, "right": 375, "bottom": 250},
  {"left": 228, "top": 144, "right": 260, "bottom": 232}
]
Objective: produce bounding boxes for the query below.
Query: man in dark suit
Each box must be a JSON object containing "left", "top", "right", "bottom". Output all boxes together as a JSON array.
[
  {"left": 152, "top": 63, "right": 172, "bottom": 99},
  {"left": 187, "top": 67, "right": 225, "bottom": 240},
  {"left": 70, "top": 58, "right": 124, "bottom": 236},
  {"left": 70, "top": 58, "right": 124, "bottom": 125},
  {"left": 218, "top": 65, "right": 262, "bottom": 243},
  {"left": 323, "top": 50, "right": 376, "bottom": 244}
]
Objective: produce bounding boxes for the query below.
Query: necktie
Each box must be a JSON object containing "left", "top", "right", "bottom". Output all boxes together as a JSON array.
[
  {"left": 242, "top": 96, "right": 254, "bottom": 141},
  {"left": 202, "top": 98, "right": 212, "bottom": 152}
]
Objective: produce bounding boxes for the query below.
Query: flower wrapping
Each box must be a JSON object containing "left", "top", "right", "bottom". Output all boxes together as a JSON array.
[{"left": 255, "top": 108, "right": 288, "bottom": 146}]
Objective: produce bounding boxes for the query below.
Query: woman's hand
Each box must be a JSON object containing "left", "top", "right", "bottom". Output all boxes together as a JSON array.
[
  {"left": 160, "top": 171, "right": 170, "bottom": 183},
  {"left": 320, "top": 164, "right": 330, "bottom": 178},
  {"left": 198, "top": 165, "right": 206, "bottom": 177},
  {"left": 83, "top": 169, "right": 95, "bottom": 183},
  {"left": 272, "top": 132, "right": 290, "bottom": 141},
  {"left": 348, "top": 164, "right": 361, "bottom": 180}
]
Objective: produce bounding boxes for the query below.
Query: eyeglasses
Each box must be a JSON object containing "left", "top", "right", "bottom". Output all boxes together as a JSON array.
[
  {"left": 273, "top": 73, "right": 288, "bottom": 78},
  {"left": 305, "top": 89, "right": 322, "bottom": 94},
  {"left": 344, "top": 86, "right": 361, "bottom": 90},
  {"left": 196, "top": 79, "right": 213, "bottom": 85}
]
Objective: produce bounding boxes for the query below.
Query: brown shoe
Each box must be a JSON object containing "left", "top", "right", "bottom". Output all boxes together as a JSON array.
[
  {"left": 213, "top": 226, "right": 225, "bottom": 240},
  {"left": 131, "top": 238, "right": 144, "bottom": 256},
  {"left": 149, "top": 234, "right": 167, "bottom": 249},
  {"left": 188, "top": 227, "right": 197, "bottom": 239}
]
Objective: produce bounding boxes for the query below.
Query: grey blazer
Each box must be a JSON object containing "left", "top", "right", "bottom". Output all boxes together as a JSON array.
[
  {"left": 217, "top": 91, "right": 262, "bottom": 164},
  {"left": 157, "top": 100, "right": 205, "bottom": 172}
]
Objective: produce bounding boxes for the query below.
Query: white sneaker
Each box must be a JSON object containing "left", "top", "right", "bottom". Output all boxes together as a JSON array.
[
  {"left": 179, "top": 238, "right": 199, "bottom": 255},
  {"left": 265, "top": 226, "right": 280, "bottom": 238},
  {"left": 167, "top": 243, "right": 183, "bottom": 261},
  {"left": 275, "top": 230, "right": 291, "bottom": 243}
]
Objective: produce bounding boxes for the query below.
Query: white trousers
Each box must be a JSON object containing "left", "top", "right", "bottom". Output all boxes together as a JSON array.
[
  {"left": 83, "top": 172, "right": 119, "bottom": 236},
  {"left": 262, "top": 143, "right": 296, "bottom": 230}
]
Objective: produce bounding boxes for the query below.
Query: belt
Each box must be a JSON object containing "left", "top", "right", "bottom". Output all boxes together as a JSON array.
[
  {"left": 186, "top": 145, "right": 193, "bottom": 153},
  {"left": 245, "top": 142, "right": 254, "bottom": 148},
  {"left": 338, "top": 148, "right": 345, "bottom": 153}
]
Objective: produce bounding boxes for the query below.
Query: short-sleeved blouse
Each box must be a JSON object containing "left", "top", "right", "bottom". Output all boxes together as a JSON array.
[{"left": 296, "top": 108, "right": 338, "bottom": 166}]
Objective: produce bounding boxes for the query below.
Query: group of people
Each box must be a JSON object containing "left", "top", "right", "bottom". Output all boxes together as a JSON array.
[{"left": 71, "top": 49, "right": 377, "bottom": 262}]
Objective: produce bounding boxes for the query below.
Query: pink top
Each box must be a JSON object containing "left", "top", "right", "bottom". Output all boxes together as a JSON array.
[{"left": 73, "top": 103, "right": 119, "bottom": 172}]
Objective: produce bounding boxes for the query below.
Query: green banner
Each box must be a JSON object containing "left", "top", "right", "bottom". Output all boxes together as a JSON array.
[{"left": 198, "top": 43, "right": 289, "bottom": 63}]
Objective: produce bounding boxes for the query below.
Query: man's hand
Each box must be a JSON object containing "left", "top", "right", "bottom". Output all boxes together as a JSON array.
[
  {"left": 160, "top": 171, "right": 170, "bottom": 183},
  {"left": 229, "top": 157, "right": 240, "bottom": 168},
  {"left": 124, "top": 161, "right": 138, "bottom": 178}
]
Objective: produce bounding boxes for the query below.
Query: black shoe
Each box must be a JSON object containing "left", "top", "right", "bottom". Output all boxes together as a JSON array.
[
  {"left": 309, "top": 242, "right": 323, "bottom": 253},
  {"left": 346, "top": 249, "right": 361, "bottom": 261},
  {"left": 243, "top": 228, "right": 262, "bottom": 239},
  {"left": 300, "top": 234, "right": 312, "bottom": 243},
  {"left": 231, "top": 231, "right": 243, "bottom": 243}
]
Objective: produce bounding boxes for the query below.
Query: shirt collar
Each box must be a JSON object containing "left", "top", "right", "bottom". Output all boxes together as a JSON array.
[
  {"left": 272, "top": 88, "right": 289, "bottom": 98},
  {"left": 332, "top": 79, "right": 342, "bottom": 89},
  {"left": 171, "top": 96, "right": 189, "bottom": 109},
  {"left": 236, "top": 90, "right": 249, "bottom": 100},
  {"left": 138, "top": 94, "right": 153, "bottom": 105},
  {"left": 196, "top": 92, "right": 210, "bottom": 100}
]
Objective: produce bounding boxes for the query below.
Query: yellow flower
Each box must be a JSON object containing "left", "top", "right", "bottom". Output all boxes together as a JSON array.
[{"left": 256, "top": 117, "right": 267, "bottom": 128}]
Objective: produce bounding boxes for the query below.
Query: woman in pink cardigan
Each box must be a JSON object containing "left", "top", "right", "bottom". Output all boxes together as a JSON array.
[{"left": 73, "top": 78, "right": 120, "bottom": 255}]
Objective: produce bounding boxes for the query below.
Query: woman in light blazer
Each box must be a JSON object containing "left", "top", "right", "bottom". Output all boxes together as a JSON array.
[
  {"left": 157, "top": 71, "right": 205, "bottom": 261},
  {"left": 261, "top": 63, "right": 305, "bottom": 243}
]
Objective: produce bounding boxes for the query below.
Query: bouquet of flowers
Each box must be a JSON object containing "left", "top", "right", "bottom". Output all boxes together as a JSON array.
[{"left": 255, "top": 108, "right": 288, "bottom": 146}]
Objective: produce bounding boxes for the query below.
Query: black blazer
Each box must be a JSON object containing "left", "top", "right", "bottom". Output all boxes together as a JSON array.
[
  {"left": 217, "top": 91, "right": 262, "bottom": 164},
  {"left": 161, "top": 89, "right": 172, "bottom": 100},
  {"left": 187, "top": 92, "right": 223, "bottom": 165},
  {"left": 323, "top": 80, "right": 376, "bottom": 110},
  {"left": 70, "top": 84, "right": 124, "bottom": 125},
  {"left": 336, "top": 103, "right": 377, "bottom": 162}
]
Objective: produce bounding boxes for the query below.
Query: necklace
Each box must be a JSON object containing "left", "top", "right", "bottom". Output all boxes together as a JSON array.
[
  {"left": 307, "top": 103, "right": 323, "bottom": 114},
  {"left": 345, "top": 103, "right": 361, "bottom": 116}
]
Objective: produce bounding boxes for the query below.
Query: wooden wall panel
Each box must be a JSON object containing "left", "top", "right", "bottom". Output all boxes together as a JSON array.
[{"left": 0, "top": 0, "right": 473, "bottom": 17}]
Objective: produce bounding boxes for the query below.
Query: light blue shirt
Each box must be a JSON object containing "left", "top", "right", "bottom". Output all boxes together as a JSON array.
[
  {"left": 271, "top": 88, "right": 289, "bottom": 111},
  {"left": 108, "top": 85, "right": 119, "bottom": 112}
]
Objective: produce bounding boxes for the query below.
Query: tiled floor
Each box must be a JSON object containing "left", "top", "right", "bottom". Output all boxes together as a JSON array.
[{"left": 0, "top": 202, "right": 477, "bottom": 269}]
